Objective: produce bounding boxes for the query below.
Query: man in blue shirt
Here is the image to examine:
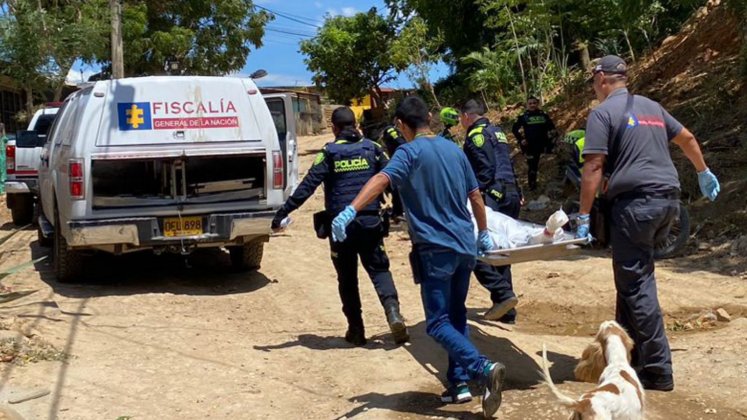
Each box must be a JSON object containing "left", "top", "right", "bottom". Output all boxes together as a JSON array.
[{"left": 330, "top": 96, "right": 507, "bottom": 418}]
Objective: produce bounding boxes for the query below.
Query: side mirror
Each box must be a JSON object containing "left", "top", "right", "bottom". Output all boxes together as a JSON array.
[{"left": 16, "top": 130, "right": 46, "bottom": 148}]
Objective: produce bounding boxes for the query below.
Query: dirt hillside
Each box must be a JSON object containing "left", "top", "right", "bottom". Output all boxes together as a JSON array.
[{"left": 492, "top": 0, "right": 746, "bottom": 277}]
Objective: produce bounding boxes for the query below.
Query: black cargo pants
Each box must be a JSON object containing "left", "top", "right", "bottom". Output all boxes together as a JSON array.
[
  {"left": 329, "top": 215, "right": 399, "bottom": 329},
  {"left": 473, "top": 191, "right": 521, "bottom": 320},
  {"left": 526, "top": 154, "right": 541, "bottom": 190},
  {"left": 610, "top": 194, "right": 679, "bottom": 376}
]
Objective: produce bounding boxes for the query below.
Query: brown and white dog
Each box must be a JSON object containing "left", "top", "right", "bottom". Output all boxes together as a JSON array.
[{"left": 541, "top": 321, "right": 645, "bottom": 420}]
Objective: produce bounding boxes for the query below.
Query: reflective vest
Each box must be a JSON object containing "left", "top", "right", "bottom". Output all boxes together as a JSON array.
[{"left": 324, "top": 139, "right": 380, "bottom": 215}]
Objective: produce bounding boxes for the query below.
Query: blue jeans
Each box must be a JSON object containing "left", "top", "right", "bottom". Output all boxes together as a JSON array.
[{"left": 415, "top": 245, "right": 491, "bottom": 385}]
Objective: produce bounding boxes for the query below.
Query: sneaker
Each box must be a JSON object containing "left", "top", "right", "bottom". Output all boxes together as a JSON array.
[
  {"left": 440, "top": 382, "right": 473, "bottom": 404},
  {"left": 484, "top": 297, "right": 519, "bottom": 321},
  {"left": 344, "top": 326, "right": 367, "bottom": 347},
  {"left": 639, "top": 372, "right": 674, "bottom": 392},
  {"left": 482, "top": 362, "right": 506, "bottom": 418},
  {"left": 385, "top": 304, "right": 410, "bottom": 344}
]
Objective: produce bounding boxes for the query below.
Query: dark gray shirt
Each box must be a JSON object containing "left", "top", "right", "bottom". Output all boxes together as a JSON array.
[{"left": 584, "top": 88, "right": 683, "bottom": 199}]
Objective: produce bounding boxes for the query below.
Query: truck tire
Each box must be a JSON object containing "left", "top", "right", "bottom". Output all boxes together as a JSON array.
[
  {"left": 10, "top": 194, "right": 34, "bottom": 226},
  {"left": 53, "top": 205, "right": 82, "bottom": 283},
  {"left": 654, "top": 203, "right": 690, "bottom": 260},
  {"left": 229, "top": 240, "right": 264, "bottom": 271}
]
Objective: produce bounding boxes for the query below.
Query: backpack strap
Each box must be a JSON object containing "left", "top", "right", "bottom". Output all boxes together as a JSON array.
[{"left": 607, "top": 94, "right": 635, "bottom": 173}]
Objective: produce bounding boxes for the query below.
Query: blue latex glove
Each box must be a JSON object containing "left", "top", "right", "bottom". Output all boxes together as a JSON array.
[
  {"left": 576, "top": 214, "right": 592, "bottom": 241},
  {"left": 477, "top": 230, "right": 495, "bottom": 255},
  {"left": 697, "top": 168, "right": 720, "bottom": 202},
  {"left": 331, "top": 205, "right": 357, "bottom": 242}
]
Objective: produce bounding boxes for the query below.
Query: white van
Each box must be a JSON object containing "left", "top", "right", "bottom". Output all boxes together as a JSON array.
[{"left": 37, "top": 76, "right": 299, "bottom": 282}]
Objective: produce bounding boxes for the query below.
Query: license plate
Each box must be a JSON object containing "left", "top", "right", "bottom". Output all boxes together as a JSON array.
[{"left": 163, "top": 216, "right": 203, "bottom": 237}]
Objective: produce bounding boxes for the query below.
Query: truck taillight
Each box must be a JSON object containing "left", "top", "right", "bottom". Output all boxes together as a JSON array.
[
  {"left": 69, "top": 159, "right": 84, "bottom": 200},
  {"left": 272, "top": 151, "right": 284, "bottom": 190},
  {"left": 5, "top": 145, "right": 14, "bottom": 174}
]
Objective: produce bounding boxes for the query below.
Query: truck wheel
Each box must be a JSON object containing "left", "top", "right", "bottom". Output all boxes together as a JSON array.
[
  {"left": 53, "top": 205, "right": 82, "bottom": 283},
  {"left": 10, "top": 194, "right": 34, "bottom": 226},
  {"left": 229, "top": 240, "right": 264, "bottom": 271},
  {"left": 654, "top": 203, "right": 690, "bottom": 260}
]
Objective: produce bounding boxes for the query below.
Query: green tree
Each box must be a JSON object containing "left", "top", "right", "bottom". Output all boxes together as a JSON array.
[
  {"left": 0, "top": 1, "right": 48, "bottom": 111},
  {"left": 301, "top": 8, "right": 401, "bottom": 105},
  {"left": 0, "top": 0, "right": 109, "bottom": 107},
  {"left": 90, "top": 0, "right": 272, "bottom": 76},
  {"left": 461, "top": 47, "right": 519, "bottom": 107},
  {"left": 390, "top": 16, "right": 443, "bottom": 106}
]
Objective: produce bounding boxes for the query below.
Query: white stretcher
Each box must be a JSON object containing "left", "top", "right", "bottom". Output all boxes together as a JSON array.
[{"left": 479, "top": 235, "right": 590, "bottom": 267}]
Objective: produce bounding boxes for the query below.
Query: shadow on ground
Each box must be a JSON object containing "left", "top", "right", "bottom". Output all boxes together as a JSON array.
[{"left": 30, "top": 241, "right": 272, "bottom": 299}]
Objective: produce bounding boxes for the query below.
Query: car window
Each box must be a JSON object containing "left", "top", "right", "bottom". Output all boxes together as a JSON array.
[
  {"left": 265, "top": 98, "right": 287, "bottom": 139},
  {"left": 53, "top": 97, "right": 77, "bottom": 146},
  {"left": 49, "top": 100, "right": 72, "bottom": 146},
  {"left": 33, "top": 114, "right": 57, "bottom": 137}
]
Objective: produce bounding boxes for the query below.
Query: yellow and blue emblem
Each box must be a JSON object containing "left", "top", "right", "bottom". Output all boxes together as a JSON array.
[
  {"left": 627, "top": 113, "right": 639, "bottom": 128},
  {"left": 117, "top": 102, "right": 152, "bottom": 130},
  {"left": 473, "top": 134, "right": 485, "bottom": 147}
]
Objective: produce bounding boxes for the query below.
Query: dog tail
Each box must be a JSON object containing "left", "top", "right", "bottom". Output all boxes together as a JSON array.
[{"left": 540, "top": 344, "right": 582, "bottom": 409}]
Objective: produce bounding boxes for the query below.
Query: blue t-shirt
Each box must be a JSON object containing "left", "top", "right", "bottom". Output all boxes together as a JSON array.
[{"left": 381, "top": 135, "right": 478, "bottom": 256}]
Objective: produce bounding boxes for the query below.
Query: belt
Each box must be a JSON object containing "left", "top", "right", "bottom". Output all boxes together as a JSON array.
[{"left": 613, "top": 189, "right": 680, "bottom": 201}]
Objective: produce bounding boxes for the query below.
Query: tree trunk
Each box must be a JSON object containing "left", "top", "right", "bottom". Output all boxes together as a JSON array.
[
  {"left": 480, "top": 90, "right": 490, "bottom": 112},
  {"left": 505, "top": 5, "right": 527, "bottom": 100},
  {"left": 578, "top": 41, "right": 591, "bottom": 71},
  {"left": 25, "top": 87, "right": 34, "bottom": 115},
  {"left": 623, "top": 29, "right": 636, "bottom": 62},
  {"left": 426, "top": 81, "right": 441, "bottom": 108},
  {"left": 110, "top": 0, "right": 125, "bottom": 79}
]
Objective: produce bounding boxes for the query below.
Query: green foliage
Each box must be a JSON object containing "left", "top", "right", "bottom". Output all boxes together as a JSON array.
[
  {"left": 0, "top": 0, "right": 110, "bottom": 103},
  {"left": 389, "top": 16, "right": 444, "bottom": 105},
  {"left": 98, "top": 0, "right": 273, "bottom": 76},
  {"left": 301, "top": 8, "right": 400, "bottom": 104},
  {"left": 461, "top": 48, "right": 518, "bottom": 102}
]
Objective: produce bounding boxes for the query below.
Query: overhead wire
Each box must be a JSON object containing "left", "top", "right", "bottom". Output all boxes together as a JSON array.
[{"left": 255, "top": 4, "right": 322, "bottom": 29}]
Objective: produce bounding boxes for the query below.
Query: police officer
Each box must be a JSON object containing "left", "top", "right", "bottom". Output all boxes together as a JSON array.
[
  {"left": 380, "top": 125, "right": 406, "bottom": 221},
  {"left": 578, "top": 55, "right": 720, "bottom": 391},
  {"left": 439, "top": 107, "right": 460, "bottom": 145},
  {"left": 460, "top": 99, "right": 521, "bottom": 323},
  {"left": 512, "top": 97, "right": 557, "bottom": 191},
  {"left": 563, "top": 129, "right": 586, "bottom": 180},
  {"left": 272, "top": 107, "right": 409, "bottom": 346}
]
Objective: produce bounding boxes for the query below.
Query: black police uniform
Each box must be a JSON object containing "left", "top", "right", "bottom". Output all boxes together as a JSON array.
[
  {"left": 273, "top": 128, "right": 400, "bottom": 333},
  {"left": 463, "top": 117, "right": 521, "bottom": 320},
  {"left": 512, "top": 110, "right": 556, "bottom": 190},
  {"left": 380, "top": 126, "right": 406, "bottom": 219},
  {"left": 584, "top": 88, "right": 683, "bottom": 386}
]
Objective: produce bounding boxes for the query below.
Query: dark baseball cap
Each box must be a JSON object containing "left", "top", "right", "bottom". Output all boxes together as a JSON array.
[
  {"left": 587, "top": 55, "right": 628, "bottom": 82},
  {"left": 331, "top": 107, "right": 356, "bottom": 127}
]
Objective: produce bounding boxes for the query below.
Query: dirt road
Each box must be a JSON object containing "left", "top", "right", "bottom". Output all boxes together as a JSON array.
[{"left": 0, "top": 134, "right": 745, "bottom": 420}]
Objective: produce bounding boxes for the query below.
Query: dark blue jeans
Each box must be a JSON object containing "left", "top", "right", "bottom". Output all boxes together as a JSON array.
[
  {"left": 416, "top": 245, "right": 491, "bottom": 385},
  {"left": 610, "top": 195, "right": 678, "bottom": 376}
]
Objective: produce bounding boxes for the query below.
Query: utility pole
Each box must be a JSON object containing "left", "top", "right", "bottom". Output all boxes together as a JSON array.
[{"left": 110, "top": 0, "right": 124, "bottom": 79}]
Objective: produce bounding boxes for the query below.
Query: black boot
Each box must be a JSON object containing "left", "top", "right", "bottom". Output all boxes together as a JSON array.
[
  {"left": 385, "top": 303, "right": 409, "bottom": 344},
  {"left": 345, "top": 325, "right": 366, "bottom": 347}
]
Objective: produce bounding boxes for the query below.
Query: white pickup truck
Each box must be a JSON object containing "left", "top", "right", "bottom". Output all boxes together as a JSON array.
[
  {"left": 37, "top": 76, "right": 298, "bottom": 282},
  {"left": 4, "top": 105, "right": 59, "bottom": 224}
]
